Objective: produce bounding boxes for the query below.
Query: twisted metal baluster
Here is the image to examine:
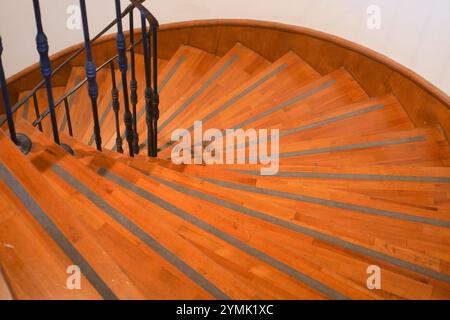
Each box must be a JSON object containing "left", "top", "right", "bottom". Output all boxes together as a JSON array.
[
  {"left": 151, "top": 24, "right": 159, "bottom": 157},
  {"left": 79, "top": 0, "right": 102, "bottom": 151},
  {"left": 139, "top": 13, "right": 153, "bottom": 157},
  {"left": 32, "top": 0, "right": 61, "bottom": 146},
  {"left": 129, "top": 11, "right": 139, "bottom": 154},
  {"left": 115, "top": 0, "right": 134, "bottom": 157},
  {"left": 0, "top": 36, "right": 32, "bottom": 154},
  {"left": 32, "top": 93, "right": 43, "bottom": 132},
  {"left": 63, "top": 98, "right": 73, "bottom": 137},
  {"left": 110, "top": 61, "right": 123, "bottom": 153}
]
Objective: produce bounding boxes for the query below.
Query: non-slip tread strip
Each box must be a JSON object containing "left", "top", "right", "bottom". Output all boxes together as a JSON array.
[
  {"left": 50, "top": 164, "right": 229, "bottom": 300},
  {"left": 0, "top": 162, "right": 117, "bottom": 300},
  {"left": 280, "top": 135, "right": 427, "bottom": 158},
  {"left": 230, "top": 169, "right": 450, "bottom": 183},
  {"left": 199, "top": 176, "right": 450, "bottom": 228},
  {"left": 151, "top": 174, "right": 450, "bottom": 284},
  {"left": 227, "top": 104, "right": 385, "bottom": 151},
  {"left": 159, "top": 63, "right": 289, "bottom": 151},
  {"left": 98, "top": 168, "right": 349, "bottom": 300},
  {"left": 61, "top": 75, "right": 83, "bottom": 133}
]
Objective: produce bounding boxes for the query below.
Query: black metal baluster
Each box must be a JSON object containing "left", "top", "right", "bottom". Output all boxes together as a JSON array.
[
  {"left": 79, "top": 0, "right": 102, "bottom": 151},
  {"left": 110, "top": 61, "right": 123, "bottom": 153},
  {"left": 32, "top": 93, "right": 43, "bottom": 132},
  {"left": 115, "top": 0, "right": 134, "bottom": 157},
  {"left": 151, "top": 24, "right": 159, "bottom": 157},
  {"left": 0, "top": 36, "right": 32, "bottom": 154},
  {"left": 129, "top": 11, "right": 139, "bottom": 154},
  {"left": 63, "top": 98, "right": 73, "bottom": 137},
  {"left": 33, "top": 0, "right": 71, "bottom": 153},
  {"left": 139, "top": 13, "right": 153, "bottom": 157}
]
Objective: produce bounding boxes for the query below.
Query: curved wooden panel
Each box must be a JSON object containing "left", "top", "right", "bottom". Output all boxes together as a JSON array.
[{"left": 4, "top": 19, "right": 449, "bottom": 139}]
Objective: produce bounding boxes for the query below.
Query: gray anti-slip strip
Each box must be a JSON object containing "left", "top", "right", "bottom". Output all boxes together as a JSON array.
[
  {"left": 23, "top": 99, "right": 30, "bottom": 120},
  {"left": 50, "top": 164, "right": 228, "bottom": 300},
  {"left": 159, "top": 56, "right": 186, "bottom": 94},
  {"left": 280, "top": 135, "right": 427, "bottom": 158},
  {"left": 152, "top": 175, "right": 450, "bottom": 284},
  {"left": 115, "top": 58, "right": 185, "bottom": 150},
  {"left": 197, "top": 79, "right": 339, "bottom": 151},
  {"left": 199, "top": 177, "right": 450, "bottom": 229},
  {"left": 235, "top": 80, "right": 336, "bottom": 130},
  {"left": 281, "top": 104, "right": 385, "bottom": 137},
  {"left": 230, "top": 169, "right": 450, "bottom": 183},
  {"left": 98, "top": 168, "right": 347, "bottom": 300},
  {"left": 158, "top": 54, "right": 239, "bottom": 134},
  {"left": 222, "top": 103, "right": 385, "bottom": 152},
  {"left": 0, "top": 162, "right": 117, "bottom": 300},
  {"left": 159, "top": 63, "right": 290, "bottom": 152},
  {"left": 61, "top": 75, "right": 82, "bottom": 133}
]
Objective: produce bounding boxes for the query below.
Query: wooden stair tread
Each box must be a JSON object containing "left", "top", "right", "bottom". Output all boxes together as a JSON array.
[
  {"left": 17, "top": 121, "right": 334, "bottom": 300},
  {"left": 16, "top": 122, "right": 218, "bottom": 299},
  {"left": 0, "top": 130, "right": 104, "bottom": 299},
  {"left": 103, "top": 46, "right": 220, "bottom": 154},
  {"left": 5, "top": 39, "right": 450, "bottom": 300},
  {"left": 157, "top": 51, "right": 321, "bottom": 157},
  {"left": 54, "top": 132, "right": 450, "bottom": 299},
  {"left": 138, "top": 43, "right": 270, "bottom": 152}
]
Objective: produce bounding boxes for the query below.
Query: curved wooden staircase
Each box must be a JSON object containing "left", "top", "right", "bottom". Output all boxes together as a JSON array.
[{"left": 2, "top": 21, "right": 450, "bottom": 299}]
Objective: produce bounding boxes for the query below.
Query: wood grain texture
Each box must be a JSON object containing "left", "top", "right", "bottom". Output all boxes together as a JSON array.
[{"left": 5, "top": 20, "right": 447, "bottom": 141}]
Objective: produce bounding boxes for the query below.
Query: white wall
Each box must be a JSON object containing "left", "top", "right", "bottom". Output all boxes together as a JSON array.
[{"left": 1, "top": 0, "right": 449, "bottom": 95}]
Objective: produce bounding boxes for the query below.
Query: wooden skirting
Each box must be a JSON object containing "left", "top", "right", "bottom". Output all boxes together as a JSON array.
[{"left": 3, "top": 19, "right": 449, "bottom": 139}]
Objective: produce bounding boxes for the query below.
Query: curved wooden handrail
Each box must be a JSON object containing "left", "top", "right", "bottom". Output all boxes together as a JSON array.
[
  {"left": 160, "top": 19, "right": 449, "bottom": 107},
  {"left": 4, "top": 19, "right": 449, "bottom": 140}
]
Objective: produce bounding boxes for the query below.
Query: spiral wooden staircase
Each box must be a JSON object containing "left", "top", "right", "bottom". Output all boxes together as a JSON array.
[{"left": 1, "top": 1, "right": 450, "bottom": 300}]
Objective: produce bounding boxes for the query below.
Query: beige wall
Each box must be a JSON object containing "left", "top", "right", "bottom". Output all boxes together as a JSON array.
[{"left": 0, "top": 0, "right": 449, "bottom": 94}]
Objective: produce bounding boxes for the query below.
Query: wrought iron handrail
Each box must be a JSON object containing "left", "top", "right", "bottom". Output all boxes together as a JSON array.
[
  {"left": 31, "top": 38, "right": 144, "bottom": 127},
  {"left": 1, "top": 0, "right": 160, "bottom": 157},
  {"left": 0, "top": 0, "right": 145, "bottom": 127}
]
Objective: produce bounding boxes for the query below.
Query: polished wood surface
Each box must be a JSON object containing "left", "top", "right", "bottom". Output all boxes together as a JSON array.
[
  {"left": 3, "top": 20, "right": 448, "bottom": 141},
  {"left": 2, "top": 29, "right": 450, "bottom": 300}
]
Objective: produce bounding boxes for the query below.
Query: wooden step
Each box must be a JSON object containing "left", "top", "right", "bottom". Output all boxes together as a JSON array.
[
  {"left": 16, "top": 121, "right": 218, "bottom": 299},
  {"left": 17, "top": 121, "right": 334, "bottom": 299},
  {"left": 82, "top": 56, "right": 168, "bottom": 151},
  {"left": 202, "top": 127, "right": 450, "bottom": 167},
  {"left": 54, "top": 134, "right": 450, "bottom": 299},
  {"left": 0, "top": 130, "right": 104, "bottom": 299},
  {"left": 104, "top": 46, "right": 220, "bottom": 154},
  {"left": 15, "top": 87, "right": 66, "bottom": 137},
  {"left": 126, "top": 157, "right": 450, "bottom": 299},
  {"left": 57, "top": 67, "right": 85, "bottom": 135},
  {"left": 196, "top": 94, "right": 416, "bottom": 164},
  {"left": 157, "top": 51, "right": 321, "bottom": 158},
  {"left": 183, "top": 162, "right": 450, "bottom": 211},
  {"left": 138, "top": 43, "right": 270, "bottom": 153}
]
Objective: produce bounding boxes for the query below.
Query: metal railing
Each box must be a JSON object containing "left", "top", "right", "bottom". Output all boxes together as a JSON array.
[{"left": 0, "top": 0, "right": 159, "bottom": 157}]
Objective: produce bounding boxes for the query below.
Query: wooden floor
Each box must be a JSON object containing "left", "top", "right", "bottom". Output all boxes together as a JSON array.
[{"left": 1, "top": 43, "right": 450, "bottom": 300}]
